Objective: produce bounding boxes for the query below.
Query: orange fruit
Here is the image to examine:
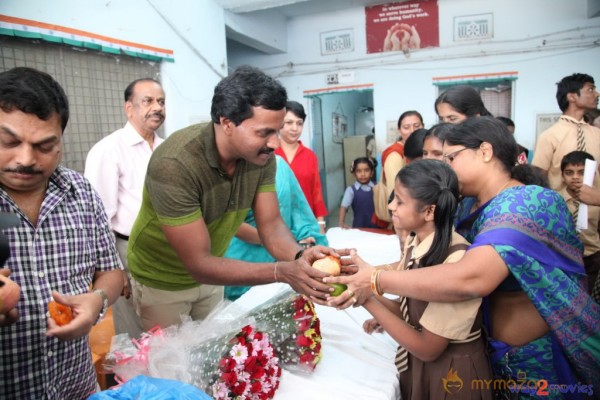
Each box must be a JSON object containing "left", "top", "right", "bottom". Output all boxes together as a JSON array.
[
  {"left": 0, "top": 274, "right": 20, "bottom": 313},
  {"left": 48, "top": 301, "right": 74, "bottom": 326}
]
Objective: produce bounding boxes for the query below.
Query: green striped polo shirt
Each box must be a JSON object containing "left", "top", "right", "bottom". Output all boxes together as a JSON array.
[{"left": 128, "top": 122, "right": 276, "bottom": 290}]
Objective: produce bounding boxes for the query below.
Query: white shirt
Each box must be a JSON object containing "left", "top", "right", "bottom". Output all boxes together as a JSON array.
[{"left": 84, "top": 122, "right": 163, "bottom": 236}]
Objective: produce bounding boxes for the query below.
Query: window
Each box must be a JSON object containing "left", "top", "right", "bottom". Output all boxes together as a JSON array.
[
  {"left": 437, "top": 80, "right": 513, "bottom": 119},
  {"left": 0, "top": 36, "right": 161, "bottom": 172}
]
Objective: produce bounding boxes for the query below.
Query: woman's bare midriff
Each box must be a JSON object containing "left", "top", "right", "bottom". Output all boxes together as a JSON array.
[{"left": 489, "top": 290, "right": 549, "bottom": 347}]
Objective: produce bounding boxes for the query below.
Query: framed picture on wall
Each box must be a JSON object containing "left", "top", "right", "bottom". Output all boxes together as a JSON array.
[
  {"left": 332, "top": 112, "right": 348, "bottom": 143},
  {"left": 386, "top": 120, "right": 398, "bottom": 145},
  {"left": 535, "top": 113, "right": 561, "bottom": 147}
]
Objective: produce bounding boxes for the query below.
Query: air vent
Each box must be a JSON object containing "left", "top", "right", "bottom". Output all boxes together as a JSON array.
[
  {"left": 320, "top": 29, "right": 354, "bottom": 55},
  {"left": 454, "top": 14, "right": 493, "bottom": 41}
]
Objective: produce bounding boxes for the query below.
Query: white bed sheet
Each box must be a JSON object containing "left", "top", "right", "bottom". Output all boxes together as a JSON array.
[{"left": 235, "top": 228, "right": 402, "bottom": 399}]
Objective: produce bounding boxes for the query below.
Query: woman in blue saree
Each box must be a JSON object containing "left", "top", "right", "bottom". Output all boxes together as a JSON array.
[{"left": 327, "top": 117, "right": 599, "bottom": 399}]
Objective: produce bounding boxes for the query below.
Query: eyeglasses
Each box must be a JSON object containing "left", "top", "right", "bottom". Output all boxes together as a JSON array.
[{"left": 443, "top": 147, "right": 470, "bottom": 163}]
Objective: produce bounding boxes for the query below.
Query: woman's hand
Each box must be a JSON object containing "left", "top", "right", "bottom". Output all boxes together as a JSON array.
[
  {"left": 283, "top": 246, "right": 355, "bottom": 304},
  {"left": 363, "top": 317, "right": 383, "bottom": 334},
  {"left": 324, "top": 250, "right": 374, "bottom": 309}
]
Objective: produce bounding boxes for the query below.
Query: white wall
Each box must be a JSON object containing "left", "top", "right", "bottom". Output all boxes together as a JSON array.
[
  {"left": 228, "top": 0, "right": 600, "bottom": 154},
  {"left": 0, "top": 0, "right": 228, "bottom": 136}
]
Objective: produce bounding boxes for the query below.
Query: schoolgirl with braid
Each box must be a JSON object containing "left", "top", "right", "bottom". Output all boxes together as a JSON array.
[{"left": 359, "top": 159, "right": 493, "bottom": 400}]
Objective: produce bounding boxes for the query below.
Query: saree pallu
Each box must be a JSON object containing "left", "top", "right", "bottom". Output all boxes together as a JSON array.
[{"left": 464, "top": 185, "right": 600, "bottom": 398}]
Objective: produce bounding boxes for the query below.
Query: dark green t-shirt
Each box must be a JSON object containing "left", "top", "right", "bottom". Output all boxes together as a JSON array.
[{"left": 128, "top": 122, "right": 276, "bottom": 290}]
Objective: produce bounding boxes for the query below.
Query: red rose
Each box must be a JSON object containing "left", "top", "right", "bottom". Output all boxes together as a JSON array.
[
  {"left": 244, "top": 355, "right": 257, "bottom": 370},
  {"left": 293, "top": 297, "right": 304, "bottom": 310},
  {"left": 221, "top": 371, "right": 238, "bottom": 386},
  {"left": 300, "top": 352, "right": 316, "bottom": 364},
  {"left": 293, "top": 308, "right": 308, "bottom": 319},
  {"left": 232, "top": 381, "right": 246, "bottom": 396},
  {"left": 296, "top": 335, "right": 312, "bottom": 347},
  {"left": 241, "top": 325, "right": 253, "bottom": 336},
  {"left": 250, "top": 366, "right": 265, "bottom": 380},
  {"left": 250, "top": 381, "right": 262, "bottom": 393},
  {"left": 297, "top": 318, "right": 311, "bottom": 331},
  {"left": 219, "top": 357, "right": 236, "bottom": 372}
]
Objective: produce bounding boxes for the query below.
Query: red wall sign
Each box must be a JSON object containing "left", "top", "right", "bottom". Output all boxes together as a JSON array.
[{"left": 365, "top": 0, "right": 439, "bottom": 54}]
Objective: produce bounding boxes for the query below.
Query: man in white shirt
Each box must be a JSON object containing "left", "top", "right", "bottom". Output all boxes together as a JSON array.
[{"left": 85, "top": 78, "right": 165, "bottom": 338}]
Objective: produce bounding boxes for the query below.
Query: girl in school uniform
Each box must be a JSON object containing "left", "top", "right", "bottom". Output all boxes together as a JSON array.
[
  {"left": 338, "top": 157, "right": 379, "bottom": 229},
  {"left": 349, "top": 159, "right": 493, "bottom": 399}
]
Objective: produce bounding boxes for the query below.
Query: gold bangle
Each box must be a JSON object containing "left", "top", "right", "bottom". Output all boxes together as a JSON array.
[
  {"left": 370, "top": 269, "right": 382, "bottom": 296},
  {"left": 274, "top": 262, "right": 279, "bottom": 282},
  {"left": 375, "top": 270, "right": 384, "bottom": 296}
]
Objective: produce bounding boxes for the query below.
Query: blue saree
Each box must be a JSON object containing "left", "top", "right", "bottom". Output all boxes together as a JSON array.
[
  {"left": 224, "top": 156, "right": 328, "bottom": 301},
  {"left": 461, "top": 185, "right": 599, "bottom": 398}
]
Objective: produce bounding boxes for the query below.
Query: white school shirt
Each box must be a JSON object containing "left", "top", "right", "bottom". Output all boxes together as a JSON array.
[{"left": 84, "top": 122, "right": 163, "bottom": 236}]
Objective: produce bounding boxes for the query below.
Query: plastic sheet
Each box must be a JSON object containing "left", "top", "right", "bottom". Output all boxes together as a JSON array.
[{"left": 88, "top": 375, "right": 212, "bottom": 400}]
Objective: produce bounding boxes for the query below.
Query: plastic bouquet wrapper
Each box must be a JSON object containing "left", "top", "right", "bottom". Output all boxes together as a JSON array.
[
  {"left": 236, "top": 285, "right": 322, "bottom": 373},
  {"left": 106, "top": 304, "right": 282, "bottom": 400}
]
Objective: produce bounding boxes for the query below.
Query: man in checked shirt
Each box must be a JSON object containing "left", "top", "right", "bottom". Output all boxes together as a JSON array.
[{"left": 0, "top": 67, "right": 123, "bottom": 399}]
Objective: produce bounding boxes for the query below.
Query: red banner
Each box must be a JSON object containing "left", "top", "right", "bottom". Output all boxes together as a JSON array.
[{"left": 365, "top": 0, "right": 439, "bottom": 54}]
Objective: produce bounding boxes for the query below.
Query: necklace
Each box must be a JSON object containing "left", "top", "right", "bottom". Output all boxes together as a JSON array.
[{"left": 495, "top": 180, "right": 512, "bottom": 197}]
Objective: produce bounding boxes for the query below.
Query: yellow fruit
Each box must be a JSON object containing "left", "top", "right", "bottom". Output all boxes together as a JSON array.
[
  {"left": 329, "top": 283, "right": 347, "bottom": 296},
  {"left": 312, "top": 256, "right": 341, "bottom": 276}
]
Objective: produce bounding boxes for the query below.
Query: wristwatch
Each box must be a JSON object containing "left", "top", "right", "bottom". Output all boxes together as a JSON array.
[
  {"left": 294, "top": 248, "right": 305, "bottom": 260},
  {"left": 92, "top": 289, "right": 109, "bottom": 325}
]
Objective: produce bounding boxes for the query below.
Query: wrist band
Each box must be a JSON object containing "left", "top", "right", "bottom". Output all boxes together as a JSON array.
[
  {"left": 318, "top": 221, "right": 326, "bottom": 225},
  {"left": 273, "top": 262, "right": 279, "bottom": 282}
]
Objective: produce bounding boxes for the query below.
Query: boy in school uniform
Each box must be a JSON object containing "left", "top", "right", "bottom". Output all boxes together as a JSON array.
[{"left": 559, "top": 150, "right": 600, "bottom": 295}]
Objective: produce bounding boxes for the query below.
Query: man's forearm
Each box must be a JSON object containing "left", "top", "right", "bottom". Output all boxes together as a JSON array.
[{"left": 260, "top": 223, "right": 303, "bottom": 261}]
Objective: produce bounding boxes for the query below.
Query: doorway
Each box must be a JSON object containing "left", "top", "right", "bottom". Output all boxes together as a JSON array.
[{"left": 305, "top": 88, "right": 374, "bottom": 227}]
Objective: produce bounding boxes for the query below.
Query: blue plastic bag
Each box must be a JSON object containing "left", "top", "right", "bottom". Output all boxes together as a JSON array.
[{"left": 88, "top": 375, "right": 213, "bottom": 400}]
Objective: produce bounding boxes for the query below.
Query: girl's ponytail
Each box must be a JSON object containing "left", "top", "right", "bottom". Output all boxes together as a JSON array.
[{"left": 397, "top": 159, "right": 459, "bottom": 266}]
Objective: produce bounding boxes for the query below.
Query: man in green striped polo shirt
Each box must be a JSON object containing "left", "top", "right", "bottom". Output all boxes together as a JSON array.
[{"left": 128, "top": 65, "right": 347, "bottom": 331}]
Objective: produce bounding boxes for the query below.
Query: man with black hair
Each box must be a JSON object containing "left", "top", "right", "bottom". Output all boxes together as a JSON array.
[
  {"left": 532, "top": 73, "right": 600, "bottom": 190},
  {"left": 128, "top": 66, "right": 346, "bottom": 330},
  {"left": 0, "top": 67, "right": 123, "bottom": 398},
  {"left": 85, "top": 78, "right": 165, "bottom": 339}
]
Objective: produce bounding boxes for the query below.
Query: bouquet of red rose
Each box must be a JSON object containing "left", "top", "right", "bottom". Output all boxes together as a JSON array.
[
  {"left": 208, "top": 325, "right": 281, "bottom": 399},
  {"left": 238, "top": 286, "right": 322, "bottom": 373},
  {"left": 106, "top": 311, "right": 282, "bottom": 399}
]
